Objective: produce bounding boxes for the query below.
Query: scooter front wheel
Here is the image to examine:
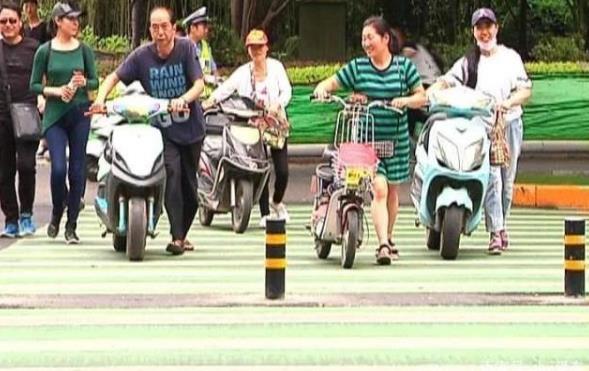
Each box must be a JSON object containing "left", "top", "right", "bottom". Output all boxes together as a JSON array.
[
  {"left": 341, "top": 209, "right": 360, "bottom": 269},
  {"left": 232, "top": 179, "right": 253, "bottom": 234},
  {"left": 198, "top": 206, "right": 214, "bottom": 227},
  {"left": 315, "top": 239, "right": 332, "bottom": 259},
  {"left": 127, "top": 197, "right": 147, "bottom": 262},
  {"left": 440, "top": 205, "right": 464, "bottom": 260}
]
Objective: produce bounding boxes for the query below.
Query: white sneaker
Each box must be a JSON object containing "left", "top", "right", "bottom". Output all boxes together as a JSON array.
[
  {"left": 259, "top": 215, "right": 268, "bottom": 229},
  {"left": 270, "top": 202, "right": 290, "bottom": 223}
]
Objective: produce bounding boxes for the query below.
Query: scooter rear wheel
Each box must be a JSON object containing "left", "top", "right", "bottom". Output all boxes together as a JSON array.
[
  {"left": 113, "top": 234, "right": 126, "bottom": 252},
  {"left": 426, "top": 228, "right": 441, "bottom": 250},
  {"left": 127, "top": 197, "right": 147, "bottom": 262},
  {"left": 341, "top": 209, "right": 359, "bottom": 269}
]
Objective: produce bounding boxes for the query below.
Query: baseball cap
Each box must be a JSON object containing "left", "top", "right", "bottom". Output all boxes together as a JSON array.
[
  {"left": 245, "top": 29, "right": 268, "bottom": 47},
  {"left": 471, "top": 8, "right": 497, "bottom": 27},
  {"left": 51, "top": 2, "right": 83, "bottom": 19}
]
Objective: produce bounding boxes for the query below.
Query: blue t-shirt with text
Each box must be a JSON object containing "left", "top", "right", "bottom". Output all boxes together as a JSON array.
[{"left": 116, "top": 37, "right": 204, "bottom": 144}]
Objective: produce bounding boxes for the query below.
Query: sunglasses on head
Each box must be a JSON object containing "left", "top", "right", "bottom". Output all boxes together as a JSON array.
[{"left": 0, "top": 18, "right": 18, "bottom": 25}]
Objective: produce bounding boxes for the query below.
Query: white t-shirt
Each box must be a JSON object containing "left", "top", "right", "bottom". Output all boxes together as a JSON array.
[
  {"left": 442, "top": 45, "right": 532, "bottom": 122},
  {"left": 211, "top": 57, "right": 292, "bottom": 110}
]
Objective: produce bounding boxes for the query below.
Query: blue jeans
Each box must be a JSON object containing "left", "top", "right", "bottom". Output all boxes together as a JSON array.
[
  {"left": 484, "top": 117, "right": 523, "bottom": 233},
  {"left": 45, "top": 103, "right": 90, "bottom": 226}
]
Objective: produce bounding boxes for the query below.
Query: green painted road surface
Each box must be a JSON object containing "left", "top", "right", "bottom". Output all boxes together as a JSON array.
[{"left": 1, "top": 206, "right": 588, "bottom": 368}]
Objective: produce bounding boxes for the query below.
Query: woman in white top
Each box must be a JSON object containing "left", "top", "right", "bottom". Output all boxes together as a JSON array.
[
  {"left": 428, "top": 8, "right": 532, "bottom": 255},
  {"left": 204, "top": 29, "right": 292, "bottom": 227}
]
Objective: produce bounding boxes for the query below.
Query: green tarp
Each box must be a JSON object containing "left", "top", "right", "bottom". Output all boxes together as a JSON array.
[{"left": 287, "top": 76, "right": 589, "bottom": 143}]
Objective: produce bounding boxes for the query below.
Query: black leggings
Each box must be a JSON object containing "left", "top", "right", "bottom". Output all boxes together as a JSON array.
[{"left": 260, "top": 141, "right": 289, "bottom": 216}]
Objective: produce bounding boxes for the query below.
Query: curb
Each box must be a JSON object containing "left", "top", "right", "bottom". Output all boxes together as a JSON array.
[{"left": 513, "top": 184, "right": 589, "bottom": 210}]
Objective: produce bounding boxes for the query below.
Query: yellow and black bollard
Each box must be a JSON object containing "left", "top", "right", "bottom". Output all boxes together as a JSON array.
[
  {"left": 564, "top": 218, "right": 585, "bottom": 297},
  {"left": 265, "top": 218, "right": 286, "bottom": 299}
]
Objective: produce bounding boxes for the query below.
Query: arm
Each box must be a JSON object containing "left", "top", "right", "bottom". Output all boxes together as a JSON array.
[
  {"left": 313, "top": 76, "right": 341, "bottom": 98},
  {"left": 392, "top": 58, "right": 426, "bottom": 109},
  {"left": 502, "top": 87, "right": 531, "bottom": 111},
  {"left": 208, "top": 66, "right": 243, "bottom": 105},
  {"left": 83, "top": 45, "right": 99, "bottom": 91},
  {"left": 399, "top": 85, "right": 426, "bottom": 109},
  {"left": 92, "top": 72, "right": 120, "bottom": 105},
  {"left": 276, "top": 61, "right": 292, "bottom": 109}
]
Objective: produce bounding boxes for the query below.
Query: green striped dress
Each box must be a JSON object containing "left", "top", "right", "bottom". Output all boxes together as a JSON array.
[{"left": 336, "top": 56, "right": 421, "bottom": 183}]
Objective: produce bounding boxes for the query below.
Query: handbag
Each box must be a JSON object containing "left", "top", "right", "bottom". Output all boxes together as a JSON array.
[
  {"left": 489, "top": 111, "right": 510, "bottom": 167},
  {"left": 0, "top": 42, "right": 42, "bottom": 141}
]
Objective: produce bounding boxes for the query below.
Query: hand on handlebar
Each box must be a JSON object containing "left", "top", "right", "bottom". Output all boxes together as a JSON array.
[
  {"left": 170, "top": 98, "right": 190, "bottom": 113},
  {"left": 348, "top": 93, "right": 368, "bottom": 104},
  {"left": 86, "top": 102, "right": 107, "bottom": 116},
  {"left": 390, "top": 97, "right": 409, "bottom": 110}
]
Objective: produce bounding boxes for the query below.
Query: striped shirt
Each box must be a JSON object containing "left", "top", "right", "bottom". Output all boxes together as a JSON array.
[{"left": 335, "top": 56, "right": 421, "bottom": 182}]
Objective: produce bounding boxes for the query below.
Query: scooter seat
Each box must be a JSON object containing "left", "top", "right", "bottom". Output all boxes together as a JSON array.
[{"left": 205, "top": 113, "right": 231, "bottom": 136}]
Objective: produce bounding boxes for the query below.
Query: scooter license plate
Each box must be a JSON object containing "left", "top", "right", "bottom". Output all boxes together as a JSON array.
[{"left": 345, "top": 167, "right": 365, "bottom": 188}]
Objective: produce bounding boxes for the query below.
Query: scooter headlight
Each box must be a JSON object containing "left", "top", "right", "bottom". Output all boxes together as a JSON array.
[
  {"left": 462, "top": 138, "right": 484, "bottom": 171},
  {"left": 435, "top": 134, "right": 460, "bottom": 171}
]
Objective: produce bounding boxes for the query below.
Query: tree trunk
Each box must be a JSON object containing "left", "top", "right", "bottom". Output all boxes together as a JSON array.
[
  {"left": 260, "top": 0, "right": 291, "bottom": 30},
  {"left": 131, "top": 0, "right": 145, "bottom": 48},
  {"left": 231, "top": 0, "right": 243, "bottom": 36},
  {"left": 518, "top": 0, "right": 528, "bottom": 59}
]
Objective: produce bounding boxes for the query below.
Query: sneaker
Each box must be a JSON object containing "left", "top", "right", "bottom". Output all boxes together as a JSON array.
[
  {"left": 18, "top": 214, "right": 37, "bottom": 237},
  {"left": 64, "top": 223, "right": 80, "bottom": 245},
  {"left": 270, "top": 202, "right": 290, "bottom": 222},
  {"left": 499, "top": 229, "right": 509, "bottom": 251},
  {"left": 1, "top": 223, "right": 19, "bottom": 238},
  {"left": 259, "top": 215, "right": 268, "bottom": 229},
  {"left": 488, "top": 233, "right": 502, "bottom": 255},
  {"left": 47, "top": 216, "right": 60, "bottom": 238}
]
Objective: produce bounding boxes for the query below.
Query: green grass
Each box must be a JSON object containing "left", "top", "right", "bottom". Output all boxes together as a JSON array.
[{"left": 516, "top": 172, "right": 589, "bottom": 185}]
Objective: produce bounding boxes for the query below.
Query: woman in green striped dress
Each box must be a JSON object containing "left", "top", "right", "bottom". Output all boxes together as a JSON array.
[{"left": 313, "top": 16, "right": 426, "bottom": 265}]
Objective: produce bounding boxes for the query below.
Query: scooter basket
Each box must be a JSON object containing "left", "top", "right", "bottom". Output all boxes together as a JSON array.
[{"left": 336, "top": 143, "right": 378, "bottom": 188}]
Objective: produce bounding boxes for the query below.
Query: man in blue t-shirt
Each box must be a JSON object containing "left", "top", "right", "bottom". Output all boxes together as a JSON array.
[{"left": 92, "top": 6, "right": 205, "bottom": 256}]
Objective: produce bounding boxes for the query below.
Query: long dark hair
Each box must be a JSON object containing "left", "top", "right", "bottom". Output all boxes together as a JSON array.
[{"left": 363, "top": 16, "right": 397, "bottom": 55}]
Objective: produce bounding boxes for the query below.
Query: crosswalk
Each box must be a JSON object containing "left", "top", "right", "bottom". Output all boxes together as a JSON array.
[{"left": 1, "top": 205, "right": 588, "bottom": 368}]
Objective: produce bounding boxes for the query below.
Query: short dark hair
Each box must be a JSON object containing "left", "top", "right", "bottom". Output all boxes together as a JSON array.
[
  {"left": 150, "top": 6, "right": 176, "bottom": 25},
  {"left": 0, "top": 0, "right": 22, "bottom": 18}
]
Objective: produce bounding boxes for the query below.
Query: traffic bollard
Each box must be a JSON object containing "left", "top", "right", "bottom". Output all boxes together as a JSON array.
[
  {"left": 564, "top": 218, "right": 585, "bottom": 297},
  {"left": 265, "top": 218, "right": 286, "bottom": 299}
]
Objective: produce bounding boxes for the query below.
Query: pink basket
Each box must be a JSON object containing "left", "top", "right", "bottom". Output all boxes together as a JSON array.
[{"left": 337, "top": 143, "right": 378, "bottom": 169}]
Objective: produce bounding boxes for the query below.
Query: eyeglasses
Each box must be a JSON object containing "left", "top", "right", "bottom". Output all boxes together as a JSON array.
[
  {"left": 0, "top": 18, "right": 18, "bottom": 25},
  {"left": 63, "top": 15, "right": 79, "bottom": 22}
]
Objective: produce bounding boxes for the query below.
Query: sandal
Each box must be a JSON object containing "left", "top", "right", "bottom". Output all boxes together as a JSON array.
[
  {"left": 183, "top": 240, "right": 195, "bottom": 251},
  {"left": 375, "top": 244, "right": 392, "bottom": 265},
  {"left": 166, "top": 241, "right": 185, "bottom": 256},
  {"left": 388, "top": 239, "right": 400, "bottom": 261}
]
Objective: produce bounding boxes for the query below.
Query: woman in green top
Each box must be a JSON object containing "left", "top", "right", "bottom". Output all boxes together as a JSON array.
[
  {"left": 30, "top": 2, "right": 98, "bottom": 244},
  {"left": 314, "top": 16, "right": 426, "bottom": 265}
]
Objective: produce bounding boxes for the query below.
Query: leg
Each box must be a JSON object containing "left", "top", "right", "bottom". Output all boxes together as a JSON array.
[
  {"left": 45, "top": 122, "right": 69, "bottom": 223},
  {"left": 65, "top": 104, "right": 91, "bottom": 228},
  {"left": 270, "top": 141, "right": 289, "bottom": 205},
  {"left": 501, "top": 119, "right": 523, "bottom": 228},
  {"left": 500, "top": 119, "right": 524, "bottom": 248},
  {"left": 0, "top": 121, "right": 19, "bottom": 227},
  {"left": 163, "top": 138, "right": 186, "bottom": 245},
  {"left": 372, "top": 175, "right": 390, "bottom": 246},
  {"left": 16, "top": 140, "right": 39, "bottom": 215},
  {"left": 181, "top": 140, "right": 202, "bottom": 239},
  {"left": 386, "top": 183, "right": 400, "bottom": 258}
]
